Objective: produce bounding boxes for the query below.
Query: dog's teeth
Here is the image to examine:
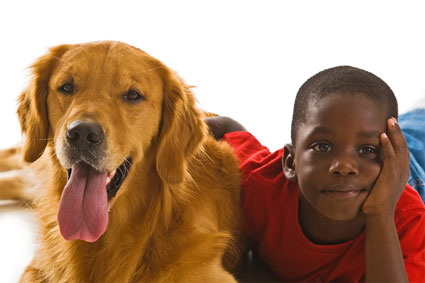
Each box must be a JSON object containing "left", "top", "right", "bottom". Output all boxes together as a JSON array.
[
  {"left": 106, "top": 169, "right": 117, "bottom": 186},
  {"left": 109, "top": 170, "right": 117, "bottom": 179}
]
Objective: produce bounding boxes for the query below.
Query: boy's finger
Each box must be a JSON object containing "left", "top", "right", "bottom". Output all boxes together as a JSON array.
[
  {"left": 383, "top": 118, "right": 410, "bottom": 182},
  {"left": 380, "top": 132, "right": 396, "bottom": 173},
  {"left": 386, "top": 118, "right": 408, "bottom": 158}
]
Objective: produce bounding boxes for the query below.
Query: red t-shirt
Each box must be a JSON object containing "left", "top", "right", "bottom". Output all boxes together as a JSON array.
[{"left": 224, "top": 131, "right": 425, "bottom": 282}]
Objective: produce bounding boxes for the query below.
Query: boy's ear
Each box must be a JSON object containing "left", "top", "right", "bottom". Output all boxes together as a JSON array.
[{"left": 282, "top": 144, "right": 297, "bottom": 182}]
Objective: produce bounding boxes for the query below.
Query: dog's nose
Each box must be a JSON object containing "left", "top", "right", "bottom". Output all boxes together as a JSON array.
[{"left": 66, "top": 121, "right": 104, "bottom": 148}]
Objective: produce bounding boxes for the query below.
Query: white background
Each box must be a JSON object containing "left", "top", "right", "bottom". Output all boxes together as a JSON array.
[{"left": 1, "top": 1, "right": 425, "bottom": 282}]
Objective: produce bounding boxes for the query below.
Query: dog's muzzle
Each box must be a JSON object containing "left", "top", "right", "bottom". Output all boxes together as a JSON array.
[{"left": 57, "top": 120, "right": 132, "bottom": 243}]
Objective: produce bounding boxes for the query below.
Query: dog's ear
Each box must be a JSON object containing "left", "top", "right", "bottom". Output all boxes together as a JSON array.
[
  {"left": 17, "top": 44, "right": 71, "bottom": 163},
  {"left": 156, "top": 71, "right": 207, "bottom": 184}
]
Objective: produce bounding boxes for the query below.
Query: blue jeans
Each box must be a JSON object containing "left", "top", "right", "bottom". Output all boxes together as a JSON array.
[{"left": 399, "top": 109, "right": 425, "bottom": 203}]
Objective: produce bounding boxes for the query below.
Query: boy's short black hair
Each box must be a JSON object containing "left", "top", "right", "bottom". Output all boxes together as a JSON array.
[{"left": 291, "top": 66, "right": 398, "bottom": 144}]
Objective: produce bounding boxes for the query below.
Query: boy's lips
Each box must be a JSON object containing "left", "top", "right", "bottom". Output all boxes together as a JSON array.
[
  {"left": 322, "top": 190, "right": 366, "bottom": 199},
  {"left": 321, "top": 184, "right": 368, "bottom": 199}
]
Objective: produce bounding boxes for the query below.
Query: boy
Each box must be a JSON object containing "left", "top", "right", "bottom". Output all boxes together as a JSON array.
[{"left": 206, "top": 66, "right": 425, "bottom": 282}]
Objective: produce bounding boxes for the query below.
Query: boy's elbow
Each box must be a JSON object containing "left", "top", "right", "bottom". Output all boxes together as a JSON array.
[
  {"left": 205, "top": 116, "right": 246, "bottom": 140},
  {"left": 222, "top": 116, "right": 247, "bottom": 133}
]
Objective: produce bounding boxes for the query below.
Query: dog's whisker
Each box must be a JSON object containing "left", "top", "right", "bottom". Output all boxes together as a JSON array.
[
  {"left": 141, "top": 65, "right": 167, "bottom": 74},
  {"left": 121, "top": 158, "right": 145, "bottom": 186},
  {"left": 52, "top": 56, "right": 71, "bottom": 67}
]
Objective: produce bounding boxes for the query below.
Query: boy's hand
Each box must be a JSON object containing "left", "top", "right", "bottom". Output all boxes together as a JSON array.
[
  {"left": 363, "top": 117, "right": 410, "bottom": 282},
  {"left": 362, "top": 117, "right": 410, "bottom": 216}
]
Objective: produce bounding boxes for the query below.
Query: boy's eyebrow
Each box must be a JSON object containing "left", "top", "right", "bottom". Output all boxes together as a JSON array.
[
  {"left": 308, "top": 127, "right": 381, "bottom": 138},
  {"left": 308, "top": 127, "right": 334, "bottom": 135},
  {"left": 357, "top": 130, "right": 381, "bottom": 138}
]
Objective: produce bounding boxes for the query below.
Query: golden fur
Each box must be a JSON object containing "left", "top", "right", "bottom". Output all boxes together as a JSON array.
[{"left": 0, "top": 41, "right": 242, "bottom": 282}]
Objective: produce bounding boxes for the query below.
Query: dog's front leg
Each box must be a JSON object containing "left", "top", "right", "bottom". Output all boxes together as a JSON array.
[
  {"left": 0, "top": 145, "right": 24, "bottom": 172},
  {"left": 0, "top": 169, "right": 33, "bottom": 202}
]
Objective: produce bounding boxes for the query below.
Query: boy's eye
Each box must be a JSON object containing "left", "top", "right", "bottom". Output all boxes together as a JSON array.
[
  {"left": 312, "top": 143, "right": 331, "bottom": 152},
  {"left": 359, "top": 146, "right": 378, "bottom": 154}
]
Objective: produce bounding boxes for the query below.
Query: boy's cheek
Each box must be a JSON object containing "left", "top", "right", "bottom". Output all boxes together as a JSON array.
[{"left": 365, "top": 163, "right": 382, "bottom": 189}]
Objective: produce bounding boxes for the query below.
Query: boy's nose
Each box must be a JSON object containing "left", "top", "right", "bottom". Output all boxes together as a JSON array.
[{"left": 329, "top": 154, "right": 359, "bottom": 176}]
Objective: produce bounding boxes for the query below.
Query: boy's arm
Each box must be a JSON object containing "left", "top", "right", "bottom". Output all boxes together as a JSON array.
[
  {"left": 362, "top": 118, "right": 410, "bottom": 282},
  {"left": 205, "top": 117, "right": 281, "bottom": 281},
  {"left": 204, "top": 116, "right": 247, "bottom": 140}
]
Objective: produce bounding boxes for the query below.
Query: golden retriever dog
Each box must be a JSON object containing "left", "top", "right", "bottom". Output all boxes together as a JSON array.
[{"left": 0, "top": 41, "right": 242, "bottom": 282}]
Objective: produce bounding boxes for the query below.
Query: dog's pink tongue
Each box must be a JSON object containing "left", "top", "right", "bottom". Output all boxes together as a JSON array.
[{"left": 58, "top": 162, "right": 109, "bottom": 242}]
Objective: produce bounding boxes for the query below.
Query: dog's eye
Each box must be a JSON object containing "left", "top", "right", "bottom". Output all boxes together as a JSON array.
[
  {"left": 123, "top": 90, "right": 145, "bottom": 103},
  {"left": 58, "top": 83, "right": 74, "bottom": 95}
]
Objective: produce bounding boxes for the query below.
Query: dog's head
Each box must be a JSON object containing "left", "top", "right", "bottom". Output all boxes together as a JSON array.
[{"left": 17, "top": 41, "right": 207, "bottom": 242}]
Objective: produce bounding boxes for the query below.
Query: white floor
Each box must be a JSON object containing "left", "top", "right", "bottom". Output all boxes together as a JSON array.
[{"left": 0, "top": 201, "right": 37, "bottom": 283}]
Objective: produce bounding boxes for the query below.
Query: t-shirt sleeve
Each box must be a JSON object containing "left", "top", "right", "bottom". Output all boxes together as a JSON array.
[
  {"left": 223, "top": 131, "right": 287, "bottom": 244},
  {"left": 223, "top": 131, "right": 272, "bottom": 183},
  {"left": 394, "top": 186, "right": 425, "bottom": 282}
]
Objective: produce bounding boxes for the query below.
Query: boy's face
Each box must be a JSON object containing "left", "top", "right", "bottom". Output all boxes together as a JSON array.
[{"left": 292, "top": 92, "right": 387, "bottom": 221}]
